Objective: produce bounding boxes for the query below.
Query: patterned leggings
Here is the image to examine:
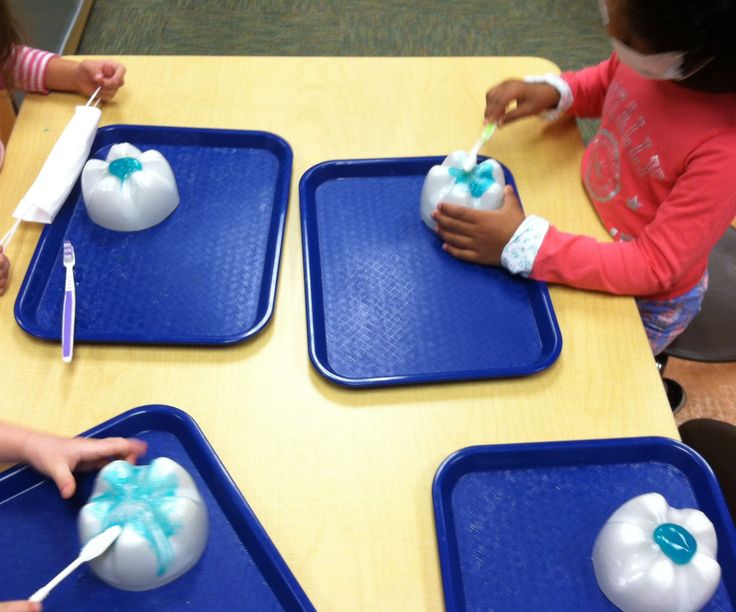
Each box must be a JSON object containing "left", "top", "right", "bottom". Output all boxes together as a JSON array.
[{"left": 636, "top": 273, "right": 709, "bottom": 356}]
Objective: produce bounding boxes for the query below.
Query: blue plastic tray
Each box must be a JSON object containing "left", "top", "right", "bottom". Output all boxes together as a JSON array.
[
  {"left": 16, "top": 125, "right": 292, "bottom": 345},
  {"left": 299, "top": 157, "right": 562, "bottom": 387},
  {"left": 0, "top": 405, "right": 315, "bottom": 611},
  {"left": 433, "top": 437, "right": 736, "bottom": 612}
]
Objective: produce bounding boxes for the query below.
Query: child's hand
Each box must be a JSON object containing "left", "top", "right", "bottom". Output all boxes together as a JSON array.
[
  {"left": 0, "top": 245, "right": 9, "bottom": 296},
  {"left": 75, "top": 59, "right": 126, "bottom": 101},
  {"left": 23, "top": 433, "right": 147, "bottom": 499},
  {"left": 0, "top": 601, "right": 41, "bottom": 611},
  {"left": 432, "top": 186, "right": 526, "bottom": 266},
  {"left": 485, "top": 80, "right": 561, "bottom": 126}
]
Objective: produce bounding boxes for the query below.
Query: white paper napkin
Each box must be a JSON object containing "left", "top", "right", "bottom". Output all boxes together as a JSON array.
[{"left": 13, "top": 105, "right": 101, "bottom": 224}]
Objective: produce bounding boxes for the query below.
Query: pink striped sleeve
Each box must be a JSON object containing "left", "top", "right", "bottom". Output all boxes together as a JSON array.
[{"left": 8, "top": 45, "right": 57, "bottom": 94}]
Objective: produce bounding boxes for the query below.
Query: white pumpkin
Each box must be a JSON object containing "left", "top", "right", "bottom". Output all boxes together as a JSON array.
[
  {"left": 78, "top": 457, "right": 208, "bottom": 591},
  {"left": 592, "top": 492, "right": 721, "bottom": 612},
  {"left": 81, "top": 143, "right": 179, "bottom": 232},
  {"left": 420, "top": 150, "right": 505, "bottom": 230}
]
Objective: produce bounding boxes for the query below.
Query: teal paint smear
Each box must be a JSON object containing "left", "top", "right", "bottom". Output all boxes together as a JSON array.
[
  {"left": 89, "top": 461, "right": 182, "bottom": 576},
  {"left": 108, "top": 156, "right": 143, "bottom": 181},
  {"left": 653, "top": 523, "right": 698, "bottom": 565},
  {"left": 448, "top": 161, "right": 497, "bottom": 198}
]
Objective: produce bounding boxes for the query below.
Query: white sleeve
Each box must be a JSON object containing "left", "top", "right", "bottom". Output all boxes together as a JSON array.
[
  {"left": 500, "top": 215, "right": 550, "bottom": 277},
  {"left": 523, "top": 73, "right": 573, "bottom": 120}
]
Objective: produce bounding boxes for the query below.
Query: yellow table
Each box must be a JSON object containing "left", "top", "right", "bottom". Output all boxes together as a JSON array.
[{"left": 0, "top": 57, "right": 676, "bottom": 610}]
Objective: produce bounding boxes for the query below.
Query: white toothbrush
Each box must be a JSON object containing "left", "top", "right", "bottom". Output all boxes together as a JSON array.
[
  {"left": 28, "top": 525, "right": 122, "bottom": 603},
  {"left": 61, "top": 240, "right": 76, "bottom": 363},
  {"left": 463, "top": 123, "right": 497, "bottom": 173}
]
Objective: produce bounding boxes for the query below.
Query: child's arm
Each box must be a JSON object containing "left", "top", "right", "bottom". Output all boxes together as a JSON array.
[
  {"left": 6, "top": 46, "right": 125, "bottom": 100},
  {"left": 485, "top": 54, "right": 620, "bottom": 126},
  {"left": 0, "top": 420, "right": 146, "bottom": 499},
  {"left": 435, "top": 133, "right": 736, "bottom": 297}
]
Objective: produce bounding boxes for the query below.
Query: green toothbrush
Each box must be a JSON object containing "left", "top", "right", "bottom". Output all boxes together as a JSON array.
[{"left": 463, "top": 123, "right": 497, "bottom": 172}]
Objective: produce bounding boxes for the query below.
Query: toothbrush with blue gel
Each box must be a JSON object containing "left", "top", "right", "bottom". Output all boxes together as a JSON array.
[
  {"left": 463, "top": 123, "right": 497, "bottom": 173},
  {"left": 62, "top": 240, "right": 76, "bottom": 363}
]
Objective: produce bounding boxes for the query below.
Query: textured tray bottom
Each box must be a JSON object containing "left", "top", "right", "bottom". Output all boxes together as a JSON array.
[
  {"left": 302, "top": 159, "right": 561, "bottom": 386},
  {"left": 447, "top": 460, "right": 733, "bottom": 611}
]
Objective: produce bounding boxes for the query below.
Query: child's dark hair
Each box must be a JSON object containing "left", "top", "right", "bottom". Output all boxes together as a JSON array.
[
  {"left": 625, "top": 0, "right": 736, "bottom": 75},
  {"left": 0, "top": 0, "right": 22, "bottom": 89}
]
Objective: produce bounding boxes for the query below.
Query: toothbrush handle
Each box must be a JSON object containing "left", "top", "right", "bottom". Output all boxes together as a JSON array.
[
  {"left": 62, "top": 267, "right": 75, "bottom": 363},
  {"left": 468, "top": 136, "right": 485, "bottom": 159},
  {"left": 29, "top": 556, "right": 84, "bottom": 602}
]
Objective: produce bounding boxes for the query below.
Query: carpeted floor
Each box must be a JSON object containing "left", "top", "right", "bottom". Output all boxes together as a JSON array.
[
  {"left": 79, "top": 0, "right": 610, "bottom": 65},
  {"left": 77, "top": 1, "right": 734, "bottom": 426}
]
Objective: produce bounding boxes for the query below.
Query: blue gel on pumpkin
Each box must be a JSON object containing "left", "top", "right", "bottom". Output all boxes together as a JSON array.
[
  {"left": 89, "top": 463, "right": 182, "bottom": 575},
  {"left": 108, "top": 156, "right": 143, "bottom": 181},
  {"left": 653, "top": 523, "right": 697, "bottom": 565},
  {"left": 449, "top": 163, "right": 497, "bottom": 198}
]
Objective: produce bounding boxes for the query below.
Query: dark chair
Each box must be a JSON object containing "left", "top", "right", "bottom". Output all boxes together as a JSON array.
[
  {"left": 660, "top": 227, "right": 736, "bottom": 409},
  {"left": 666, "top": 226, "right": 736, "bottom": 362},
  {"left": 679, "top": 419, "right": 736, "bottom": 524}
]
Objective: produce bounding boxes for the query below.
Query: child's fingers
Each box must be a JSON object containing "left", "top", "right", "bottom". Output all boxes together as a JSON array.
[
  {"left": 99, "top": 79, "right": 125, "bottom": 101},
  {"left": 48, "top": 460, "right": 76, "bottom": 499},
  {"left": 100, "top": 74, "right": 124, "bottom": 89},
  {"left": 89, "top": 62, "right": 125, "bottom": 99},
  {"left": 500, "top": 185, "right": 522, "bottom": 211},
  {"left": 83, "top": 437, "right": 147, "bottom": 464},
  {"left": 77, "top": 457, "right": 120, "bottom": 471},
  {"left": 500, "top": 103, "right": 535, "bottom": 125},
  {"left": 100, "top": 63, "right": 125, "bottom": 86},
  {"left": 436, "top": 202, "right": 485, "bottom": 225},
  {"left": 86, "top": 437, "right": 140, "bottom": 461},
  {"left": 91, "top": 61, "right": 124, "bottom": 82},
  {"left": 485, "top": 80, "right": 525, "bottom": 123},
  {"left": 0, "top": 601, "right": 42, "bottom": 611},
  {"left": 433, "top": 213, "right": 475, "bottom": 236},
  {"left": 437, "top": 228, "right": 475, "bottom": 250},
  {"left": 125, "top": 438, "right": 148, "bottom": 462},
  {"left": 442, "top": 242, "right": 479, "bottom": 263}
]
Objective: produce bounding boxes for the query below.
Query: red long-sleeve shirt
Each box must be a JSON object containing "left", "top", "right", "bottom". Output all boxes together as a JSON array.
[{"left": 531, "top": 53, "right": 736, "bottom": 299}]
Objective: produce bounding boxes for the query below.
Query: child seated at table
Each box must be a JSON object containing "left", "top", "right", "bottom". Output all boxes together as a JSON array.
[
  {"left": 0, "top": 419, "right": 146, "bottom": 611},
  {"left": 0, "top": 0, "right": 126, "bottom": 297},
  {"left": 432, "top": 0, "right": 736, "bottom": 357}
]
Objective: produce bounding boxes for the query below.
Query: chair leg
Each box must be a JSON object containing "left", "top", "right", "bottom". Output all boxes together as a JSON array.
[
  {"left": 655, "top": 353, "right": 687, "bottom": 412},
  {"left": 662, "top": 378, "right": 687, "bottom": 413}
]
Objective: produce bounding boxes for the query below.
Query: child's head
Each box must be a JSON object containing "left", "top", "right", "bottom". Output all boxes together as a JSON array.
[
  {"left": 603, "top": 0, "right": 736, "bottom": 89},
  {"left": 0, "top": 0, "right": 21, "bottom": 88}
]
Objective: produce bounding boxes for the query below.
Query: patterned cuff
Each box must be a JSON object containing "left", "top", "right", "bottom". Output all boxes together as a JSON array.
[
  {"left": 523, "top": 73, "right": 573, "bottom": 120},
  {"left": 500, "top": 215, "right": 550, "bottom": 277}
]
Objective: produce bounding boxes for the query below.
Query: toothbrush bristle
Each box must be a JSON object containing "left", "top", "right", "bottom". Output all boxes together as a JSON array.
[{"left": 63, "top": 240, "right": 75, "bottom": 263}]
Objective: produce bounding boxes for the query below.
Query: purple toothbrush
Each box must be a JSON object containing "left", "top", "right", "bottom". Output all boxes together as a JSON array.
[{"left": 62, "top": 240, "right": 76, "bottom": 363}]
